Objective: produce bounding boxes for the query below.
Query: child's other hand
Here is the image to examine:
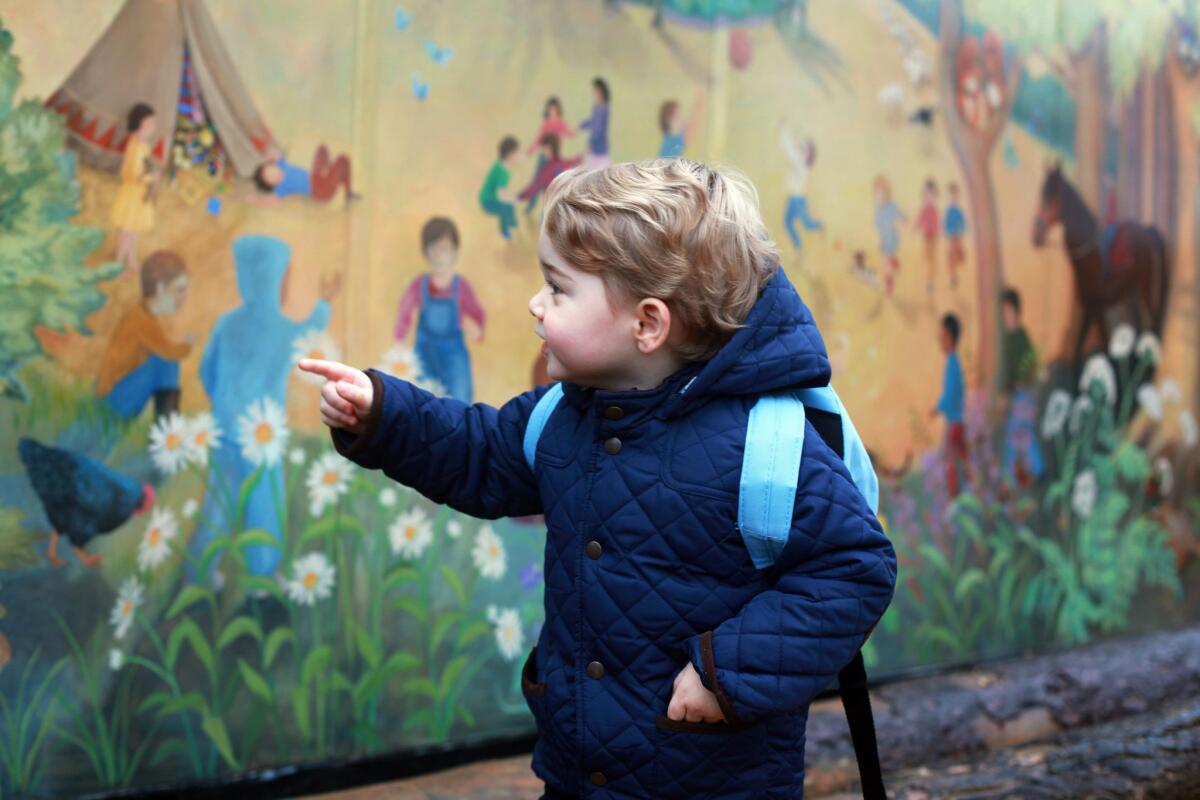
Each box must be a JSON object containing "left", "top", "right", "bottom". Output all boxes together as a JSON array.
[
  {"left": 667, "top": 662, "right": 726, "bottom": 724},
  {"left": 298, "top": 359, "right": 373, "bottom": 434}
]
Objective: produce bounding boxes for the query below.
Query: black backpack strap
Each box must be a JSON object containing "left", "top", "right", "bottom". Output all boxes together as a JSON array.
[{"left": 805, "top": 406, "right": 886, "bottom": 800}]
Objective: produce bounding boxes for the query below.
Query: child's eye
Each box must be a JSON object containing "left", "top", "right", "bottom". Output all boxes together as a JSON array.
[{"left": 546, "top": 280, "right": 562, "bottom": 296}]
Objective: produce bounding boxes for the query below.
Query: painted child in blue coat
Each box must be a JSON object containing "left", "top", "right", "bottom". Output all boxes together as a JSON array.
[{"left": 301, "top": 160, "right": 896, "bottom": 799}]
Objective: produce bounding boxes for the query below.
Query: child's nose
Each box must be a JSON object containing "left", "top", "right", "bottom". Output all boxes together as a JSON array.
[{"left": 528, "top": 292, "right": 544, "bottom": 320}]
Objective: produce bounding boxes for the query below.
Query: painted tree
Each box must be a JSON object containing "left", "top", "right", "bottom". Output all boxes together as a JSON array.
[
  {"left": 937, "top": 0, "right": 1021, "bottom": 394},
  {"left": 968, "top": 1, "right": 1107, "bottom": 212},
  {"left": 0, "top": 18, "right": 119, "bottom": 400}
]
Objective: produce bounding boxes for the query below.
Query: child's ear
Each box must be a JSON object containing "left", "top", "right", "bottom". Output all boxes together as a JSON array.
[{"left": 633, "top": 299, "right": 672, "bottom": 355}]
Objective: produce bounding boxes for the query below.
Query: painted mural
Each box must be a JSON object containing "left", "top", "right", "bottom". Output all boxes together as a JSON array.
[{"left": 0, "top": 0, "right": 1197, "bottom": 795}]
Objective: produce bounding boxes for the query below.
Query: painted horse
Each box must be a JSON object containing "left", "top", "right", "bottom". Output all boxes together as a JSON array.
[{"left": 1032, "top": 164, "right": 1170, "bottom": 370}]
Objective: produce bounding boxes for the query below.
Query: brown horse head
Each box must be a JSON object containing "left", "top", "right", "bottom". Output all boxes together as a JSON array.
[{"left": 1032, "top": 161, "right": 1065, "bottom": 247}]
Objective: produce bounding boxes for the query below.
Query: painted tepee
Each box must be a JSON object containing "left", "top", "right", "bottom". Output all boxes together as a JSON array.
[{"left": 43, "top": 0, "right": 276, "bottom": 176}]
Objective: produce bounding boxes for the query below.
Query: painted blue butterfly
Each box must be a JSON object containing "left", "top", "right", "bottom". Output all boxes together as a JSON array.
[
  {"left": 395, "top": 7, "right": 410, "bottom": 30},
  {"left": 423, "top": 39, "right": 454, "bottom": 65},
  {"left": 412, "top": 73, "right": 429, "bottom": 101}
]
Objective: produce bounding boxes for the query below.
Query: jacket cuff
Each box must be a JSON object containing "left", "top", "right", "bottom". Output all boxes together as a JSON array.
[
  {"left": 330, "top": 369, "right": 385, "bottom": 461},
  {"left": 690, "top": 630, "right": 740, "bottom": 725}
]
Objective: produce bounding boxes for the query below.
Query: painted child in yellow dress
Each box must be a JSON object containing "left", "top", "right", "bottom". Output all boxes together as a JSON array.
[{"left": 110, "top": 103, "right": 161, "bottom": 276}]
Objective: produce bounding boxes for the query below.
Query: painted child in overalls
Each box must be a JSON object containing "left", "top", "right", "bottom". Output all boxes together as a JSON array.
[
  {"left": 416, "top": 275, "right": 472, "bottom": 402},
  {"left": 393, "top": 216, "right": 485, "bottom": 403}
]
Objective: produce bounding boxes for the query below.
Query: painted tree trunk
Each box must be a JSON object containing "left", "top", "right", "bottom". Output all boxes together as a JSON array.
[
  {"left": 1070, "top": 25, "right": 1107, "bottom": 215},
  {"left": 1056, "top": 24, "right": 1107, "bottom": 361},
  {"left": 1165, "top": 45, "right": 1200, "bottom": 410},
  {"left": 936, "top": 0, "right": 1020, "bottom": 394}
]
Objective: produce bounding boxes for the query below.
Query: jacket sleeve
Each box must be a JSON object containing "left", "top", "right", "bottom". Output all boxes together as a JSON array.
[
  {"left": 686, "top": 422, "right": 897, "bottom": 722},
  {"left": 330, "top": 369, "right": 546, "bottom": 518}
]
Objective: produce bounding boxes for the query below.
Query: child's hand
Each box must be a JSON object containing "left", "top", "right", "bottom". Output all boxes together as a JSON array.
[
  {"left": 667, "top": 662, "right": 726, "bottom": 724},
  {"left": 298, "top": 359, "right": 373, "bottom": 435}
]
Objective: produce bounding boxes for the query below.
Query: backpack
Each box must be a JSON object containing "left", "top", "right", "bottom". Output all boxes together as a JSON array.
[{"left": 523, "top": 383, "right": 887, "bottom": 800}]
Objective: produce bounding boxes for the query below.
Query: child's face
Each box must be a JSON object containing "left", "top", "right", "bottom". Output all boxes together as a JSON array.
[
  {"left": 529, "top": 233, "right": 639, "bottom": 389},
  {"left": 150, "top": 274, "right": 188, "bottom": 315},
  {"left": 593, "top": 85, "right": 605, "bottom": 104},
  {"left": 939, "top": 326, "right": 954, "bottom": 354},
  {"left": 949, "top": 185, "right": 959, "bottom": 202},
  {"left": 1002, "top": 302, "right": 1019, "bottom": 330},
  {"left": 139, "top": 114, "right": 157, "bottom": 140},
  {"left": 262, "top": 162, "right": 284, "bottom": 187},
  {"left": 425, "top": 236, "right": 458, "bottom": 273},
  {"left": 668, "top": 109, "right": 682, "bottom": 134},
  {"left": 547, "top": 104, "right": 561, "bottom": 120}
]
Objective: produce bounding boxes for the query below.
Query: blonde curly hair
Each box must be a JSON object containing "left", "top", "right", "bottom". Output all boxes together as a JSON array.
[{"left": 542, "top": 159, "right": 779, "bottom": 362}]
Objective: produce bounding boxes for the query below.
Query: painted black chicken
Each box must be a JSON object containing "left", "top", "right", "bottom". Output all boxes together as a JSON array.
[{"left": 17, "top": 438, "right": 154, "bottom": 568}]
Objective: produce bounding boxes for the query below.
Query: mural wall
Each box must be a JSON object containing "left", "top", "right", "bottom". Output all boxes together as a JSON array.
[{"left": 0, "top": 0, "right": 1197, "bottom": 795}]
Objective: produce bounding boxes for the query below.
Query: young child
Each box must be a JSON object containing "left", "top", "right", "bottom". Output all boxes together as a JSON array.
[
  {"left": 780, "top": 121, "right": 823, "bottom": 250},
  {"left": 579, "top": 77, "right": 611, "bottom": 170},
  {"left": 657, "top": 90, "right": 705, "bottom": 159},
  {"left": 943, "top": 181, "right": 967, "bottom": 287},
  {"left": 480, "top": 136, "right": 520, "bottom": 239},
  {"left": 931, "top": 312, "right": 970, "bottom": 498},
  {"left": 252, "top": 145, "right": 356, "bottom": 205},
  {"left": 96, "top": 251, "right": 194, "bottom": 419},
  {"left": 999, "top": 288, "right": 1043, "bottom": 488},
  {"left": 517, "top": 134, "right": 583, "bottom": 210},
  {"left": 393, "top": 217, "right": 485, "bottom": 403},
  {"left": 524, "top": 97, "right": 577, "bottom": 214},
  {"left": 914, "top": 178, "right": 939, "bottom": 294},
  {"left": 873, "top": 174, "right": 905, "bottom": 294},
  {"left": 111, "top": 103, "right": 161, "bottom": 276},
  {"left": 300, "top": 160, "right": 895, "bottom": 799}
]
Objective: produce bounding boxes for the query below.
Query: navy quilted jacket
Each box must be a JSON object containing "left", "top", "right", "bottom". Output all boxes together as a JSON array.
[{"left": 333, "top": 267, "right": 896, "bottom": 799}]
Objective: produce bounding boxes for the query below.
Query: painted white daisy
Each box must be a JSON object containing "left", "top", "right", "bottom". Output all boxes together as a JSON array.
[
  {"left": 446, "top": 519, "right": 464, "bottom": 539},
  {"left": 1108, "top": 324, "right": 1136, "bottom": 359},
  {"left": 306, "top": 452, "right": 353, "bottom": 517},
  {"left": 148, "top": 413, "right": 190, "bottom": 475},
  {"left": 414, "top": 375, "right": 448, "bottom": 396},
  {"left": 137, "top": 507, "right": 178, "bottom": 572},
  {"left": 183, "top": 412, "right": 222, "bottom": 466},
  {"left": 1071, "top": 470, "right": 1097, "bottom": 519},
  {"left": 236, "top": 398, "right": 290, "bottom": 468},
  {"left": 1159, "top": 378, "right": 1182, "bottom": 405},
  {"left": 285, "top": 552, "right": 336, "bottom": 606},
  {"left": 376, "top": 343, "right": 422, "bottom": 383},
  {"left": 388, "top": 507, "right": 434, "bottom": 559},
  {"left": 1069, "top": 395, "right": 1094, "bottom": 434},
  {"left": 1154, "top": 457, "right": 1174, "bottom": 496},
  {"left": 108, "top": 648, "right": 125, "bottom": 671},
  {"left": 293, "top": 330, "right": 344, "bottom": 385},
  {"left": 181, "top": 498, "right": 199, "bottom": 520},
  {"left": 1078, "top": 355, "right": 1117, "bottom": 405},
  {"left": 379, "top": 487, "right": 398, "bottom": 508},
  {"left": 490, "top": 606, "right": 524, "bottom": 662},
  {"left": 1040, "top": 390, "right": 1071, "bottom": 439},
  {"left": 289, "top": 447, "right": 307, "bottom": 466},
  {"left": 1135, "top": 332, "right": 1162, "bottom": 365},
  {"left": 109, "top": 577, "right": 145, "bottom": 640},
  {"left": 472, "top": 524, "right": 506, "bottom": 580},
  {"left": 1181, "top": 410, "right": 1199, "bottom": 449},
  {"left": 1136, "top": 384, "right": 1163, "bottom": 422}
]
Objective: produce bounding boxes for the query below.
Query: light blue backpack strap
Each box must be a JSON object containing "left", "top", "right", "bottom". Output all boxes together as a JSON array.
[
  {"left": 797, "top": 385, "right": 879, "bottom": 514},
  {"left": 738, "top": 393, "right": 806, "bottom": 570},
  {"left": 523, "top": 383, "right": 564, "bottom": 471}
]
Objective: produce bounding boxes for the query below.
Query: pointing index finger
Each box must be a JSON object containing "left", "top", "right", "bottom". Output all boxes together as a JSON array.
[{"left": 298, "top": 358, "right": 355, "bottom": 383}]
